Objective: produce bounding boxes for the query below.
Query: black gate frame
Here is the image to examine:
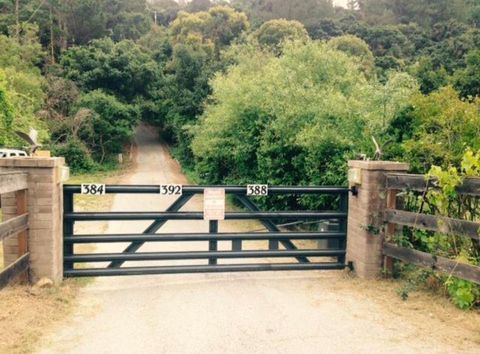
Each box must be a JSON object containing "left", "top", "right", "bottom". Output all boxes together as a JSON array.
[{"left": 63, "top": 185, "right": 353, "bottom": 277}]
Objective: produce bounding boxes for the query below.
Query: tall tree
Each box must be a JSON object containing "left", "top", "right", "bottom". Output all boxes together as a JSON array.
[{"left": 232, "top": 0, "right": 334, "bottom": 27}]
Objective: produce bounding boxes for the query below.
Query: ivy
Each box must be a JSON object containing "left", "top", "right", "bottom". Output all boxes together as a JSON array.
[{"left": 415, "top": 149, "right": 480, "bottom": 309}]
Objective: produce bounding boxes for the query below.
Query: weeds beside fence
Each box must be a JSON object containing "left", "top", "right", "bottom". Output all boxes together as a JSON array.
[{"left": 384, "top": 172, "right": 480, "bottom": 308}]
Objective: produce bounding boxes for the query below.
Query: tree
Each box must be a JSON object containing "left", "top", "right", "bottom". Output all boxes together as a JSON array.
[
  {"left": 0, "top": 27, "right": 47, "bottom": 147},
  {"left": 399, "top": 86, "right": 480, "bottom": 172},
  {"left": 149, "top": 0, "right": 181, "bottom": 26},
  {"left": 191, "top": 41, "right": 417, "bottom": 191},
  {"left": 360, "top": 0, "right": 470, "bottom": 27},
  {"left": 41, "top": 76, "right": 80, "bottom": 120},
  {"left": 61, "top": 38, "right": 162, "bottom": 102},
  {"left": 356, "top": 25, "right": 412, "bottom": 58},
  {"left": 254, "top": 19, "right": 309, "bottom": 51},
  {"left": 55, "top": 0, "right": 107, "bottom": 46},
  {"left": 453, "top": 49, "right": 480, "bottom": 98},
  {"left": 138, "top": 26, "right": 173, "bottom": 62},
  {"left": 78, "top": 90, "right": 139, "bottom": 162},
  {"left": 412, "top": 57, "right": 448, "bottom": 94},
  {"left": 107, "top": 6, "right": 152, "bottom": 41},
  {"left": 0, "top": 0, "right": 152, "bottom": 55},
  {"left": 186, "top": 0, "right": 213, "bottom": 12},
  {"left": 0, "top": 24, "right": 44, "bottom": 72},
  {"left": 0, "top": 70, "right": 15, "bottom": 146},
  {"left": 231, "top": 0, "right": 335, "bottom": 27},
  {"left": 307, "top": 19, "right": 344, "bottom": 40},
  {"left": 158, "top": 41, "right": 214, "bottom": 166},
  {"left": 160, "top": 5, "right": 250, "bottom": 166},
  {"left": 170, "top": 5, "right": 249, "bottom": 50},
  {"left": 327, "top": 35, "right": 375, "bottom": 76}
]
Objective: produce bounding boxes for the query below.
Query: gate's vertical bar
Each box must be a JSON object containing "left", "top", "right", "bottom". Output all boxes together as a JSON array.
[
  {"left": 63, "top": 189, "right": 74, "bottom": 272},
  {"left": 268, "top": 238, "right": 279, "bottom": 250},
  {"left": 232, "top": 239, "right": 242, "bottom": 251},
  {"left": 338, "top": 192, "right": 348, "bottom": 264},
  {"left": 209, "top": 220, "right": 218, "bottom": 265}
]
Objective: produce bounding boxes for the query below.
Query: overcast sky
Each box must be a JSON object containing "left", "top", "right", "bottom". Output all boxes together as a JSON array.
[{"left": 333, "top": 0, "right": 349, "bottom": 8}]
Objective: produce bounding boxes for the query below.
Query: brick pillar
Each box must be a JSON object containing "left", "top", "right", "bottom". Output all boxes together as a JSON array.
[
  {"left": 1, "top": 158, "right": 65, "bottom": 283},
  {"left": 346, "top": 161, "right": 409, "bottom": 278}
]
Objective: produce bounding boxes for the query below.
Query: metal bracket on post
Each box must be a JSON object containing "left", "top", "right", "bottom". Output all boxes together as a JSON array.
[{"left": 349, "top": 186, "right": 358, "bottom": 196}]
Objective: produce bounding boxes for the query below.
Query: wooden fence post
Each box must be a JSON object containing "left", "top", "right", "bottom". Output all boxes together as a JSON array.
[
  {"left": 15, "top": 189, "right": 28, "bottom": 282},
  {"left": 384, "top": 189, "right": 397, "bottom": 276}
]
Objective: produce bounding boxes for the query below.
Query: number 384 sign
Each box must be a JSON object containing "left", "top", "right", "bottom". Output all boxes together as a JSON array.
[{"left": 81, "top": 184, "right": 106, "bottom": 195}]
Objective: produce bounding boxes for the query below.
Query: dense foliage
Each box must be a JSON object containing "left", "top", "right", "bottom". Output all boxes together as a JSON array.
[{"left": 192, "top": 41, "right": 416, "bottom": 190}]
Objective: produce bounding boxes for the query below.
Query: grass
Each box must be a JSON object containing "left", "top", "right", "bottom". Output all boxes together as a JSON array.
[
  {"left": 329, "top": 271, "right": 480, "bottom": 348},
  {"left": 0, "top": 281, "right": 84, "bottom": 354}
]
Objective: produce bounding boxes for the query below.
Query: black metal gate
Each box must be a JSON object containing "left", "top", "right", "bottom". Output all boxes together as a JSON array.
[{"left": 63, "top": 185, "right": 352, "bottom": 277}]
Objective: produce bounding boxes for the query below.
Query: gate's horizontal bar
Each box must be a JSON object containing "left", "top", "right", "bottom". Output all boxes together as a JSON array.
[
  {"left": 65, "top": 249, "right": 346, "bottom": 263},
  {"left": 63, "top": 185, "right": 349, "bottom": 195},
  {"left": 65, "top": 211, "right": 347, "bottom": 221},
  {"left": 64, "top": 262, "right": 346, "bottom": 277},
  {"left": 65, "top": 232, "right": 346, "bottom": 244}
]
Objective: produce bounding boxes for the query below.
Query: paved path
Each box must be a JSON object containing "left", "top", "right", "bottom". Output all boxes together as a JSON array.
[{"left": 38, "top": 125, "right": 474, "bottom": 354}]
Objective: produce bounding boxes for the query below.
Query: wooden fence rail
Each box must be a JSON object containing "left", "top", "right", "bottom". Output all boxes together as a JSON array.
[
  {"left": 384, "top": 173, "right": 480, "bottom": 285},
  {"left": 386, "top": 173, "right": 480, "bottom": 197},
  {"left": 0, "top": 171, "right": 29, "bottom": 290}
]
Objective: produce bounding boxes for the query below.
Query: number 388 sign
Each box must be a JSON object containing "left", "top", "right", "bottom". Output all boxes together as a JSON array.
[{"left": 247, "top": 184, "right": 268, "bottom": 196}]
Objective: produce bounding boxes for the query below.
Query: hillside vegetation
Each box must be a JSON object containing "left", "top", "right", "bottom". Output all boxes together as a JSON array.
[{"left": 0, "top": 0, "right": 479, "bottom": 308}]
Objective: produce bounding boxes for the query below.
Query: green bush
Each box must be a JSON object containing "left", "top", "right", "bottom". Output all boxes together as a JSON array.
[
  {"left": 254, "top": 19, "right": 309, "bottom": 52},
  {"left": 191, "top": 41, "right": 417, "bottom": 208},
  {"left": 78, "top": 90, "right": 139, "bottom": 162},
  {"left": 53, "top": 139, "right": 95, "bottom": 173},
  {"left": 394, "top": 149, "right": 480, "bottom": 309},
  {"left": 397, "top": 87, "right": 480, "bottom": 173}
]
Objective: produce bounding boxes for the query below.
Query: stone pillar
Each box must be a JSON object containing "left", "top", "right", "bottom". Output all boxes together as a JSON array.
[
  {"left": 346, "top": 160, "right": 409, "bottom": 279},
  {"left": 1, "top": 158, "right": 65, "bottom": 283}
]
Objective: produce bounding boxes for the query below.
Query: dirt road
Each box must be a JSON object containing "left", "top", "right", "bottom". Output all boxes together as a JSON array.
[{"left": 38, "top": 125, "right": 479, "bottom": 354}]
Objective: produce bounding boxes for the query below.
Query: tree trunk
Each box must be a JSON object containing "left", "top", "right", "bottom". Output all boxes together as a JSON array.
[
  {"left": 15, "top": 0, "right": 20, "bottom": 40},
  {"left": 50, "top": 8, "right": 55, "bottom": 64}
]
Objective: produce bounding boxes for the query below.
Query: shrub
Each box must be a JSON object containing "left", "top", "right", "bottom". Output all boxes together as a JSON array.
[
  {"left": 78, "top": 90, "right": 139, "bottom": 162},
  {"left": 191, "top": 41, "right": 417, "bottom": 207},
  {"left": 52, "top": 139, "right": 95, "bottom": 173}
]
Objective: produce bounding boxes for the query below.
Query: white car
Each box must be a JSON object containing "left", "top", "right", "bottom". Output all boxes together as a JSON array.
[{"left": 0, "top": 149, "right": 29, "bottom": 158}]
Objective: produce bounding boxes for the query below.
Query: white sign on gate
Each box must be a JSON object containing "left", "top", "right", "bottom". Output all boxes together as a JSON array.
[{"left": 203, "top": 188, "right": 225, "bottom": 220}]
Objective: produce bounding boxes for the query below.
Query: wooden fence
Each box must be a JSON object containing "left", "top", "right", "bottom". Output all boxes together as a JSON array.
[
  {"left": 0, "top": 171, "right": 29, "bottom": 289},
  {"left": 384, "top": 173, "right": 480, "bottom": 284}
]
